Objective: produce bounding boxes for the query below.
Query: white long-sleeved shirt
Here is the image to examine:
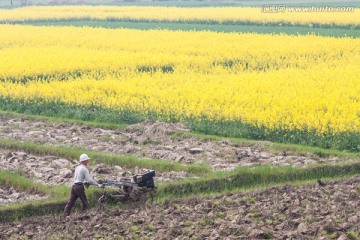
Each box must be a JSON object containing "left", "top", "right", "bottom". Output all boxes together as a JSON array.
[{"left": 74, "top": 164, "right": 98, "bottom": 185}]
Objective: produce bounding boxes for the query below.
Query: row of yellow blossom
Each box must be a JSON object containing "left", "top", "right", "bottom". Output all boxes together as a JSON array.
[
  {"left": 0, "top": 25, "right": 358, "bottom": 79},
  {"left": 1, "top": 65, "right": 359, "bottom": 134}
]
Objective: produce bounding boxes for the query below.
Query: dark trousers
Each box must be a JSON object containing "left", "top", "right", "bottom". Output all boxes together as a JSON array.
[{"left": 64, "top": 184, "right": 89, "bottom": 216}]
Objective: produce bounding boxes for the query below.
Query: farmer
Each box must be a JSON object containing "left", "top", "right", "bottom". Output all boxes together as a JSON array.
[{"left": 64, "top": 153, "right": 102, "bottom": 217}]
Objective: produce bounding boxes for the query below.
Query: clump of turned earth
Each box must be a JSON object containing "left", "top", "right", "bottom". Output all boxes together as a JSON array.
[{"left": 0, "top": 187, "right": 47, "bottom": 204}]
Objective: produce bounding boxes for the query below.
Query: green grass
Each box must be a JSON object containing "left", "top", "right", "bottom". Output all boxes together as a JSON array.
[
  {"left": 5, "top": 19, "right": 360, "bottom": 36},
  {"left": 0, "top": 170, "right": 47, "bottom": 194}
]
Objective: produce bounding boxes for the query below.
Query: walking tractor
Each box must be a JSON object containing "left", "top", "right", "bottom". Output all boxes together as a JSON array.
[{"left": 97, "top": 169, "right": 156, "bottom": 208}]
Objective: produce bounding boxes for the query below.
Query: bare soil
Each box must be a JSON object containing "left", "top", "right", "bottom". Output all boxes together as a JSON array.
[
  {"left": 0, "top": 187, "right": 46, "bottom": 205},
  {"left": 0, "top": 176, "right": 359, "bottom": 239},
  {"left": 0, "top": 115, "right": 347, "bottom": 171},
  {"left": 1, "top": 114, "right": 359, "bottom": 239},
  {"left": 0, "top": 149, "right": 189, "bottom": 186}
]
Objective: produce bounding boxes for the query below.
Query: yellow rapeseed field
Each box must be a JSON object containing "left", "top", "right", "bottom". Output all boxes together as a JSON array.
[
  {"left": 0, "top": 24, "right": 359, "bottom": 134},
  {"left": 0, "top": 6, "right": 359, "bottom": 27}
]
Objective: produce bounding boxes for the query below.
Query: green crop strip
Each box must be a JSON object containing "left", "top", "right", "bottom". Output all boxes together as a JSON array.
[
  {"left": 2, "top": 18, "right": 359, "bottom": 30},
  {"left": 186, "top": 117, "right": 360, "bottom": 152},
  {"left": 0, "top": 110, "right": 127, "bottom": 130},
  {"left": 6, "top": 19, "right": 360, "bottom": 38}
]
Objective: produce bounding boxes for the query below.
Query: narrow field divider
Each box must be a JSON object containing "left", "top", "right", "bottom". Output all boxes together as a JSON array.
[
  {"left": 0, "top": 137, "right": 211, "bottom": 175},
  {"left": 156, "top": 162, "right": 360, "bottom": 199}
]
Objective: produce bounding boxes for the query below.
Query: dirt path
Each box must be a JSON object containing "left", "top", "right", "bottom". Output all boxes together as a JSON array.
[
  {"left": 0, "top": 114, "right": 346, "bottom": 171},
  {"left": 1, "top": 176, "right": 359, "bottom": 239}
]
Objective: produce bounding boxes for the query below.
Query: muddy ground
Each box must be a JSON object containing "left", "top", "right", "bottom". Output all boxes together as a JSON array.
[
  {"left": 0, "top": 115, "right": 347, "bottom": 171},
  {"left": 1, "top": 176, "right": 359, "bottom": 239}
]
